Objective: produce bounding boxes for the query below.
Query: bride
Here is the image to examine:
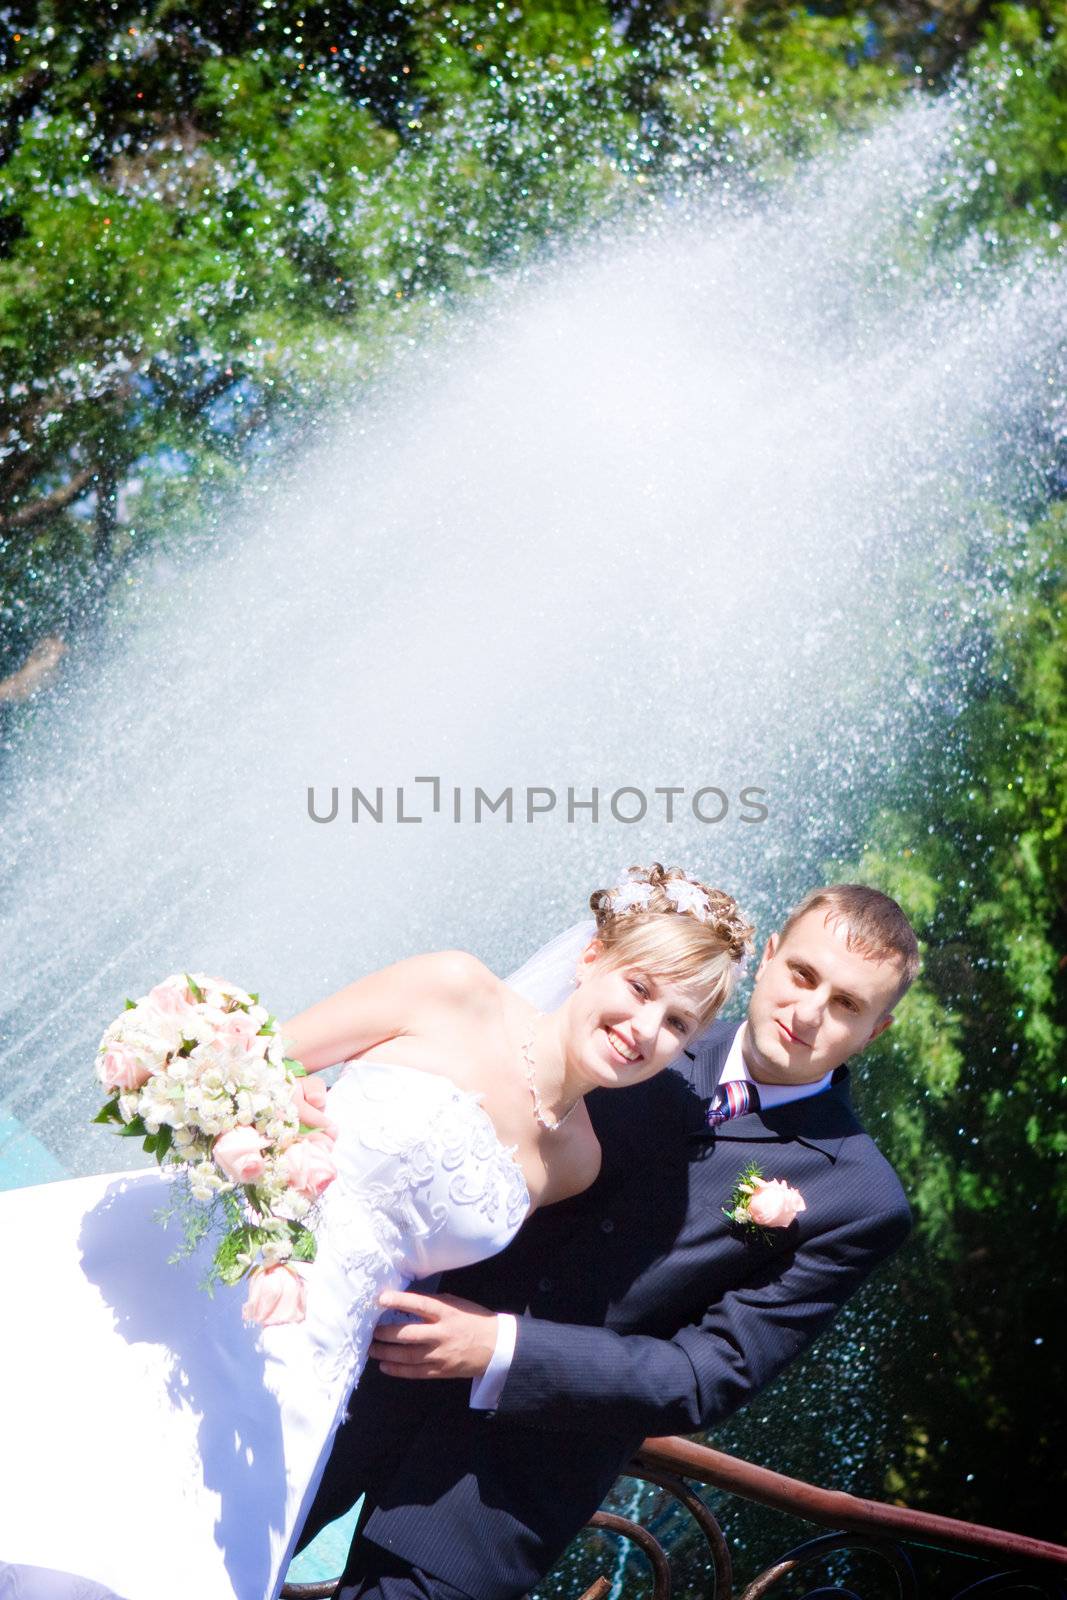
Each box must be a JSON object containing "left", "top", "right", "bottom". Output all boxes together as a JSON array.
[{"left": 0, "top": 865, "right": 752, "bottom": 1600}]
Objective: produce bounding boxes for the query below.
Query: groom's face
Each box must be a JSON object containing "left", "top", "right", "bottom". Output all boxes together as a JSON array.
[{"left": 742, "top": 909, "right": 902, "bottom": 1085}]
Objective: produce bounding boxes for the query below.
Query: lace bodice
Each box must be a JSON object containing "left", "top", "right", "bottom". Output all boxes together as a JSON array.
[
  {"left": 325, "top": 1060, "right": 530, "bottom": 1274},
  {"left": 301, "top": 1061, "right": 531, "bottom": 1383}
]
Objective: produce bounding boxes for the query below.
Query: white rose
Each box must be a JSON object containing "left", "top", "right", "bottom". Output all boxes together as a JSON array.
[
  {"left": 234, "top": 1090, "right": 257, "bottom": 1125},
  {"left": 123, "top": 1019, "right": 182, "bottom": 1062},
  {"left": 98, "top": 1018, "right": 125, "bottom": 1050},
  {"left": 261, "top": 1235, "right": 294, "bottom": 1266},
  {"left": 198, "top": 976, "right": 255, "bottom": 1011},
  {"left": 264, "top": 1037, "right": 287, "bottom": 1069},
  {"left": 272, "top": 1189, "right": 312, "bottom": 1222},
  {"left": 139, "top": 1078, "right": 178, "bottom": 1126}
]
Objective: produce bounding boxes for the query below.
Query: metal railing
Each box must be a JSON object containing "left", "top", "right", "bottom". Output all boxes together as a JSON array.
[{"left": 281, "top": 1435, "right": 1067, "bottom": 1600}]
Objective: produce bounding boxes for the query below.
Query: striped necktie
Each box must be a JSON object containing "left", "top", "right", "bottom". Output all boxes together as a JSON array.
[{"left": 706, "top": 1078, "right": 760, "bottom": 1127}]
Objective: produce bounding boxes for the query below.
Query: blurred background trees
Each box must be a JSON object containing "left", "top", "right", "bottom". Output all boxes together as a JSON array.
[{"left": 3, "top": 1, "right": 1065, "bottom": 673}]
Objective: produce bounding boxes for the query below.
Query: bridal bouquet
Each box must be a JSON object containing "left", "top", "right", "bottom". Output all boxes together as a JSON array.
[{"left": 94, "top": 973, "right": 337, "bottom": 1326}]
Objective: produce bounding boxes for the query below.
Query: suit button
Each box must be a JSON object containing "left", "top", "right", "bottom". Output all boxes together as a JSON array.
[
  {"left": 600, "top": 1218, "right": 615, "bottom": 1234},
  {"left": 537, "top": 1276, "right": 553, "bottom": 1293}
]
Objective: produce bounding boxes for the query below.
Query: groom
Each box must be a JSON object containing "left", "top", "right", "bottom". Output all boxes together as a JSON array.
[{"left": 296, "top": 884, "right": 917, "bottom": 1600}]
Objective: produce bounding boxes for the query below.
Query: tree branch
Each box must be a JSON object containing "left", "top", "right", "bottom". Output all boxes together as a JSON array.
[
  {"left": 0, "top": 464, "right": 97, "bottom": 532},
  {"left": 150, "top": 363, "right": 243, "bottom": 421},
  {"left": 0, "top": 389, "right": 69, "bottom": 484},
  {"left": 0, "top": 636, "right": 67, "bottom": 703}
]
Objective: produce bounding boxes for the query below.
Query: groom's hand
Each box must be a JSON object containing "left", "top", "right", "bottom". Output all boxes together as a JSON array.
[{"left": 369, "top": 1290, "right": 497, "bottom": 1379}]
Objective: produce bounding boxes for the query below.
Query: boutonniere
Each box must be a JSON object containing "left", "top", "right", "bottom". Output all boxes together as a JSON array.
[{"left": 725, "top": 1161, "right": 806, "bottom": 1239}]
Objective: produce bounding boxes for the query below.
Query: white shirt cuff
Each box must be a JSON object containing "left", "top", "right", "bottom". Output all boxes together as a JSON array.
[{"left": 469, "top": 1312, "right": 517, "bottom": 1410}]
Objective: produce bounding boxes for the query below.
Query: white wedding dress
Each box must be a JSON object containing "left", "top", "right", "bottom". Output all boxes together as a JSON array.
[{"left": 0, "top": 1062, "right": 530, "bottom": 1600}]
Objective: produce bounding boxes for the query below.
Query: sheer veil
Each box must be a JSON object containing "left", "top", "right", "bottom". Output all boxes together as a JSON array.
[{"left": 505, "top": 919, "right": 597, "bottom": 1011}]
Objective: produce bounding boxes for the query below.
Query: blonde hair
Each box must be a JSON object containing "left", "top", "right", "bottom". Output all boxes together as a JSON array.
[{"left": 588, "top": 864, "right": 754, "bottom": 1030}]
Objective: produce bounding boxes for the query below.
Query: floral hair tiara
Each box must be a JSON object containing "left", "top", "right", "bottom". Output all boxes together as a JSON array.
[
  {"left": 600, "top": 866, "right": 755, "bottom": 969},
  {"left": 608, "top": 868, "right": 714, "bottom": 923}
]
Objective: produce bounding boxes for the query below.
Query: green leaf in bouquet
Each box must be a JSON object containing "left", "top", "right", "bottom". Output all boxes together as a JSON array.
[
  {"left": 158, "top": 1192, "right": 211, "bottom": 1258},
  {"left": 256, "top": 1013, "right": 277, "bottom": 1037},
  {"left": 120, "top": 1115, "right": 148, "bottom": 1137},
  {"left": 243, "top": 1183, "right": 269, "bottom": 1216},
  {"left": 124, "top": 998, "right": 137, "bottom": 1011},
  {"left": 214, "top": 1226, "right": 258, "bottom": 1286},
  {"left": 185, "top": 974, "right": 205, "bottom": 1004},
  {"left": 285, "top": 1059, "right": 306, "bottom": 1076},
  {"left": 248, "top": 992, "right": 260, "bottom": 1005},
  {"left": 144, "top": 1125, "right": 174, "bottom": 1160},
  {"left": 93, "top": 1097, "right": 124, "bottom": 1125},
  {"left": 290, "top": 1225, "right": 317, "bottom": 1264}
]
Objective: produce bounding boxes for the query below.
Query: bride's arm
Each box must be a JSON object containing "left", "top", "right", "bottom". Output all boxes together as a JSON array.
[{"left": 281, "top": 950, "right": 491, "bottom": 1073}]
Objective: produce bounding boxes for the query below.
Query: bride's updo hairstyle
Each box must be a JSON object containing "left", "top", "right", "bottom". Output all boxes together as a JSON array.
[{"left": 588, "top": 864, "right": 755, "bottom": 1030}]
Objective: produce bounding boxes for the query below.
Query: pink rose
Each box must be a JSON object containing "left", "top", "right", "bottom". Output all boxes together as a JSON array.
[
  {"left": 147, "top": 982, "right": 198, "bottom": 1017},
  {"left": 746, "top": 1178, "right": 806, "bottom": 1229},
  {"left": 215, "top": 1012, "right": 260, "bottom": 1047},
  {"left": 212, "top": 1126, "right": 268, "bottom": 1184},
  {"left": 100, "top": 1044, "right": 152, "bottom": 1091},
  {"left": 277, "top": 1137, "right": 338, "bottom": 1200},
  {"left": 242, "top": 1264, "right": 307, "bottom": 1326}
]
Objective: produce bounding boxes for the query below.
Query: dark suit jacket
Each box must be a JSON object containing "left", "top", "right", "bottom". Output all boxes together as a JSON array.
[{"left": 305, "top": 1020, "right": 911, "bottom": 1599}]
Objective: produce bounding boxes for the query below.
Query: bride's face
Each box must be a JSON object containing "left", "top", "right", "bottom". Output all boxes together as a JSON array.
[{"left": 566, "top": 944, "right": 700, "bottom": 1090}]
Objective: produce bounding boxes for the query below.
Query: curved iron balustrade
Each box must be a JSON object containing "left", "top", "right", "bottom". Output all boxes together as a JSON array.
[{"left": 281, "top": 1436, "right": 1067, "bottom": 1600}]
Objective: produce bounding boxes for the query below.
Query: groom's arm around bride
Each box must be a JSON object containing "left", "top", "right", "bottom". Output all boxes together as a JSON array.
[{"left": 298, "top": 885, "right": 917, "bottom": 1600}]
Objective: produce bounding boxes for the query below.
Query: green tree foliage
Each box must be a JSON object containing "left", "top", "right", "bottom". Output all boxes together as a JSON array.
[
  {"left": 843, "top": 501, "right": 1067, "bottom": 1533},
  {"left": 917, "top": 1, "right": 1067, "bottom": 253},
  {"left": 0, "top": 2, "right": 615, "bottom": 667},
  {"left": 8, "top": 0, "right": 1053, "bottom": 675}
]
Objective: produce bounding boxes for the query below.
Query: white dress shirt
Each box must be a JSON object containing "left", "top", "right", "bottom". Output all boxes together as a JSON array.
[{"left": 469, "top": 1025, "right": 832, "bottom": 1409}]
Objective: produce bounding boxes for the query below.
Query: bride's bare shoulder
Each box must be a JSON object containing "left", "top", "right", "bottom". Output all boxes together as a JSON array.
[{"left": 413, "top": 950, "right": 503, "bottom": 1009}]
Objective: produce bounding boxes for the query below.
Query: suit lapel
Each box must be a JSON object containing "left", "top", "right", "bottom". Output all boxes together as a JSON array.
[{"left": 677, "top": 1018, "right": 734, "bottom": 1128}]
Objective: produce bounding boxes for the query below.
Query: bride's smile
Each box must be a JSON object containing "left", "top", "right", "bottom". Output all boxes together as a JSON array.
[
  {"left": 604, "top": 1025, "right": 642, "bottom": 1064},
  {"left": 550, "top": 951, "right": 706, "bottom": 1098}
]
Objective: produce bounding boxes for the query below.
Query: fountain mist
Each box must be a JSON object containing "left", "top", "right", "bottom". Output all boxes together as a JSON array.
[{"left": 0, "top": 92, "right": 1063, "bottom": 1177}]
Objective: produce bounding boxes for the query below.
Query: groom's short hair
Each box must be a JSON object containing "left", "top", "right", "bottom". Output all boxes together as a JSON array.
[{"left": 781, "top": 884, "right": 920, "bottom": 1004}]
